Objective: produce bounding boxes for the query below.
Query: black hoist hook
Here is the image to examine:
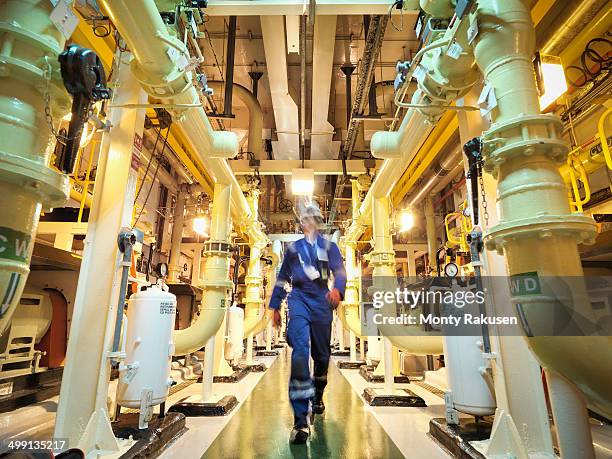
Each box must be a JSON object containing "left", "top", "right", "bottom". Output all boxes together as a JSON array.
[
  {"left": 463, "top": 137, "right": 483, "bottom": 226},
  {"left": 58, "top": 45, "right": 111, "bottom": 175}
]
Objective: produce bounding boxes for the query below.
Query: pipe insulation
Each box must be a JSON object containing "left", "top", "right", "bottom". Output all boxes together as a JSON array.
[{"left": 407, "top": 147, "right": 463, "bottom": 208}]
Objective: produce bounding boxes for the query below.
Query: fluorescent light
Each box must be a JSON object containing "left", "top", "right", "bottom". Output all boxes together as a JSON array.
[
  {"left": 192, "top": 216, "right": 209, "bottom": 237},
  {"left": 536, "top": 54, "right": 568, "bottom": 110},
  {"left": 398, "top": 209, "right": 415, "bottom": 233},
  {"left": 291, "top": 168, "right": 314, "bottom": 196}
]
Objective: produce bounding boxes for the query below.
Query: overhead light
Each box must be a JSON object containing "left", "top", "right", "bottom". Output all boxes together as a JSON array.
[
  {"left": 192, "top": 216, "right": 209, "bottom": 237},
  {"left": 397, "top": 209, "right": 415, "bottom": 233},
  {"left": 534, "top": 53, "right": 568, "bottom": 110},
  {"left": 291, "top": 168, "right": 314, "bottom": 196}
]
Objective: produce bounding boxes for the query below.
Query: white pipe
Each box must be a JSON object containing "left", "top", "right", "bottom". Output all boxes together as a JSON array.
[
  {"left": 209, "top": 81, "right": 263, "bottom": 158},
  {"left": 546, "top": 370, "right": 595, "bottom": 459},
  {"left": 361, "top": 95, "right": 436, "bottom": 221},
  {"left": 101, "top": 0, "right": 270, "bottom": 356},
  {"left": 201, "top": 334, "right": 215, "bottom": 402},
  {"left": 100, "top": 0, "right": 252, "bottom": 223}
]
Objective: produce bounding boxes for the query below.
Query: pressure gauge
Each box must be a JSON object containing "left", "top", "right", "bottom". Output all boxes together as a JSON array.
[
  {"left": 444, "top": 262, "right": 459, "bottom": 277},
  {"left": 156, "top": 262, "right": 169, "bottom": 278}
]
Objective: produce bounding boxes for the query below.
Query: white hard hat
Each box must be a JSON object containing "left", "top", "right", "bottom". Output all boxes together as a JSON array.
[{"left": 296, "top": 200, "right": 324, "bottom": 222}]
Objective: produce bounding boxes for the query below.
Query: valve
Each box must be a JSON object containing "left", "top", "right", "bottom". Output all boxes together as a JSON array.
[
  {"left": 463, "top": 137, "right": 483, "bottom": 225},
  {"left": 59, "top": 45, "right": 111, "bottom": 175}
]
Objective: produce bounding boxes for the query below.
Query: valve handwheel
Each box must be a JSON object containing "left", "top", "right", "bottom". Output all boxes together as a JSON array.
[{"left": 278, "top": 199, "right": 293, "bottom": 213}]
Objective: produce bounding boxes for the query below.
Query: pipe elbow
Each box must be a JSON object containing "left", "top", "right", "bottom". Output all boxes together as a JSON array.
[
  {"left": 420, "top": 0, "right": 455, "bottom": 17},
  {"left": 210, "top": 131, "right": 239, "bottom": 158},
  {"left": 371, "top": 131, "right": 402, "bottom": 159},
  {"left": 173, "top": 306, "right": 226, "bottom": 356}
]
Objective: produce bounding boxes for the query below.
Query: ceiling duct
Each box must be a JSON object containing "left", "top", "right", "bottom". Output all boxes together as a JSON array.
[{"left": 260, "top": 15, "right": 300, "bottom": 161}]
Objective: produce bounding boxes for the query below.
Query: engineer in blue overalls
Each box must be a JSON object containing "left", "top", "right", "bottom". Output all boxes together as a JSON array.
[{"left": 268, "top": 201, "right": 346, "bottom": 444}]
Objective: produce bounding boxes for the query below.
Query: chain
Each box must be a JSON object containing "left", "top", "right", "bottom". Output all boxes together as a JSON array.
[
  {"left": 42, "top": 56, "right": 67, "bottom": 145},
  {"left": 479, "top": 172, "right": 490, "bottom": 228}
]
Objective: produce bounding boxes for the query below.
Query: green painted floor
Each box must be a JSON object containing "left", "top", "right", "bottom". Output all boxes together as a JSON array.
[{"left": 203, "top": 351, "right": 405, "bottom": 459}]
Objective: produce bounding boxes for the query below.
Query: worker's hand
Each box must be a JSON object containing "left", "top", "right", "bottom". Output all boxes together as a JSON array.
[
  {"left": 273, "top": 309, "right": 282, "bottom": 327},
  {"left": 327, "top": 288, "right": 341, "bottom": 309}
]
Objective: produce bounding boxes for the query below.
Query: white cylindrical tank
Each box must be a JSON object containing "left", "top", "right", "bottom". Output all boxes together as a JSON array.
[
  {"left": 441, "top": 281, "right": 496, "bottom": 416},
  {"left": 117, "top": 284, "right": 177, "bottom": 408},
  {"left": 225, "top": 303, "right": 244, "bottom": 361},
  {"left": 444, "top": 335, "right": 496, "bottom": 416}
]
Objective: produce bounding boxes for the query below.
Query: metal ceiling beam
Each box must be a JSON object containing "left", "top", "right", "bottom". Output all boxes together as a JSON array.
[
  {"left": 230, "top": 159, "right": 382, "bottom": 175},
  {"left": 205, "top": 1, "right": 413, "bottom": 16}
]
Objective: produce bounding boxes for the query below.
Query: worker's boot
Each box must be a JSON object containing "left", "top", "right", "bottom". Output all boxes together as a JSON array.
[
  {"left": 312, "top": 391, "right": 325, "bottom": 414},
  {"left": 290, "top": 425, "right": 310, "bottom": 444}
]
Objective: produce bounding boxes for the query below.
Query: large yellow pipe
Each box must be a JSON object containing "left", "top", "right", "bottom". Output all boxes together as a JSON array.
[
  {"left": 0, "top": 0, "right": 70, "bottom": 336},
  {"left": 174, "top": 182, "right": 232, "bottom": 355},
  {"left": 242, "top": 190, "right": 272, "bottom": 337},
  {"left": 467, "top": 0, "right": 604, "bottom": 455},
  {"left": 100, "top": 0, "right": 269, "bottom": 354},
  {"left": 208, "top": 81, "right": 264, "bottom": 158},
  {"left": 338, "top": 180, "right": 364, "bottom": 337},
  {"left": 370, "top": 194, "right": 444, "bottom": 355}
]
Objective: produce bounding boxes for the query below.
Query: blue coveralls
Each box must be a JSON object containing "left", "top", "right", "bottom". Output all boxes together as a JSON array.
[{"left": 269, "top": 235, "right": 346, "bottom": 428}]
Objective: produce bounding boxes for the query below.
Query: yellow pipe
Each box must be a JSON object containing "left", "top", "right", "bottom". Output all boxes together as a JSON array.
[
  {"left": 471, "top": 0, "right": 603, "bottom": 454},
  {"left": 242, "top": 189, "right": 272, "bottom": 337},
  {"left": 391, "top": 112, "right": 458, "bottom": 206},
  {"left": 425, "top": 197, "right": 437, "bottom": 274},
  {"left": 69, "top": 179, "right": 94, "bottom": 210},
  {"left": 559, "top": 5, "right": 611, "bottom": 68},
  {"left": 100, "top": 0, "right": 270, "bottom": 354},
  {"left": 174, "top": 182, "right": 233, "bottom": 355},
  {"left": 339, "top": 180, "right": 364, "bottom": 337},
  {"left": 338, "top": 240, "right": 362, "bottom": 337},
  {"left": 0, "top": 0, "right": 70, "bottom": 335},
  {"left": 371, "top": 194, "right": 444, "bottom": 355}
]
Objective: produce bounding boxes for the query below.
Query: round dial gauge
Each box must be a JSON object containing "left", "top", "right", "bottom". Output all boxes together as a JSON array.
[{"left": 444, "top": 262, "right": 459, "bottom": 277}]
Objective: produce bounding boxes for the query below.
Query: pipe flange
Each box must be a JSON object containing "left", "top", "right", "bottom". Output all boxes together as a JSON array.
[
  {"left": 0, "top": 22, "right": 63, "bottom": 55},
  {"left": 482, "top": 114, "right": 568, "bottom": 173},
  {"left": 130, "top": 56, "right": 191, "bottom": 100},
  {"left": 484, "top": 214, "right": 597, "bottom": 254},
  {"left": 0, "top": 56, "right": 70, "bottom": 111},
  {"left": 199, "top": 278, "right": 233, "bottom": 289},
  {"left": 369, "top": 250, "right": 396, "bottom": 266},
  {"left": 203, "top": 240, "right": 232, "bottom": 255},
  {"left": 0, "top": 150, "right": 69, "bottom": 209}
]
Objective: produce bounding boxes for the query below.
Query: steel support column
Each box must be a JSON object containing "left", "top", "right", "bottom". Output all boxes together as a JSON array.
[{"left": 54, "top": 52, "right": 147, "bottom": 453}]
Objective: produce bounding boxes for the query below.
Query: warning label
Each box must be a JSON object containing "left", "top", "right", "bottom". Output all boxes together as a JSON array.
[{"left": 160, "top": 301, "right": 176, "bottom": 315}]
